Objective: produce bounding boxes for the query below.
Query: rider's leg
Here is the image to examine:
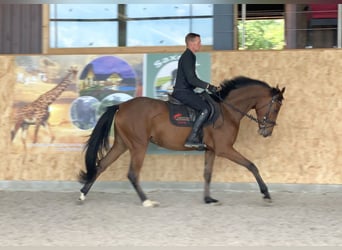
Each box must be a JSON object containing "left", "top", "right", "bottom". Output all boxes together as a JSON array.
[{"left": 184, "top": 108, "right": 209, "bottom": 149}]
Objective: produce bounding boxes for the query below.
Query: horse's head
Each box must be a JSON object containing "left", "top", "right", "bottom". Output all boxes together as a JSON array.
[{"left": 255, "top": 85, "right": 285, "bottom": 137}]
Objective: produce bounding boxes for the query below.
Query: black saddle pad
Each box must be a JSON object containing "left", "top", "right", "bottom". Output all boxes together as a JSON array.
[
  {"left": 167, "top": 93, "right": 219, "bottom": 127},
  {"left": 168, "top": 104, "right": 196, "bottom": 127}
]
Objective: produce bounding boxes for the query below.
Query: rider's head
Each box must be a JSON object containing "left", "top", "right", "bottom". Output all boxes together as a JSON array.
[{"left": 185, "top": 33, "right": 202, "bottom": 53}]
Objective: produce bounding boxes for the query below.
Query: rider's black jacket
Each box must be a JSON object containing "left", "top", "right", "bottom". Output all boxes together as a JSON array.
[{"left": 173, "top": 48, "right": 209, "bottom": 91}]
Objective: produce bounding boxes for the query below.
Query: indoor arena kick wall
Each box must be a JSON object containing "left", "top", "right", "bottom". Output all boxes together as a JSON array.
[{"left": 0, "top": 49, "right": 341, "bottom": 185}]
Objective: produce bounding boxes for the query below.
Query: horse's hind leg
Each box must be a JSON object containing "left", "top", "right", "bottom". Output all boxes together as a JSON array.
[
  {"left": 79, "top": 141, "right": 127, "bottom": 200},
  {"left": 127, "top": 148, "right": 159, "bottom": 207},
  {"left": 203, "top": 150, "right": 220, "bottom": 204}
]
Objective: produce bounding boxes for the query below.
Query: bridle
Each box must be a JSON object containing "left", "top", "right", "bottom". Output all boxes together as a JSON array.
[
  {"left": 256, "top": 94, "right": 282, "bottom": 130},
  {"left": 214, "top": 92, "right": 282, "bottom": 129}
]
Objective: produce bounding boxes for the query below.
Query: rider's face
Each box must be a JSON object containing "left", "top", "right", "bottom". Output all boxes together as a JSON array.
[{"left": 188, "top": 37, "right": 202, "bottom": 52}]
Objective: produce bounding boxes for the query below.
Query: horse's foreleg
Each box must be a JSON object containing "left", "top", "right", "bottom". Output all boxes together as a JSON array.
[
  {"left": 245, "top": 163, "right": 271, "bottom": 200},
  {"left": 203, "top": 150, "right": 220, "bottom": 204},
  {"left": 223, "top": 147, "right": 271, "bottom": 201},
  {"left": 127, "top": 149, "right": 159, "bottom": 207}
]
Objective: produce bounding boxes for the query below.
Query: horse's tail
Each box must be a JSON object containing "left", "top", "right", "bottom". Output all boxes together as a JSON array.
[{"left": 78, "top": 105, "right": 119, "bottom": 184}]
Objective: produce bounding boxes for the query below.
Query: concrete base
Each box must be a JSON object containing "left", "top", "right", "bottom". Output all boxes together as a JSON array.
[{"left": 1, "top": 180, "right": 342, "bottom": 194}]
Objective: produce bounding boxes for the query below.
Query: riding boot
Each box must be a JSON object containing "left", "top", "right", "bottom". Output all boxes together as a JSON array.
[{"left": 184, "top": 109, "right": 209, "bottom": 149}]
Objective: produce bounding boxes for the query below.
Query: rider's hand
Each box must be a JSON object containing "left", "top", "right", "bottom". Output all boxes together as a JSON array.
[{"left": 207, "top": 84, "right": 219, "bottom": 93}]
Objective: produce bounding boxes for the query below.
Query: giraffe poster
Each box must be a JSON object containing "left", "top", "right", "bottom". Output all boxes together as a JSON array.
[
  {"left": 11, "top": 55, "right": 143, "bottom": 152},
  {"left": 10, "top": 53, "right": 212, "bottom": 155}
]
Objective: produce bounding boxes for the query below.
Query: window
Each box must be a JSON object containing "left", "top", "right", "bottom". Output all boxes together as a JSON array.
[
  {"left": 238, "top": 19, "right": 285, "bottom": 50},
  {"left": 49, "top": 4, "right": 118, "bottom": 48},
  {"left": 48, "top": 4, "right": 213, "bottom": 49},
  {"left": 237, "top": 4, "right": 285, "bottom": 50}
]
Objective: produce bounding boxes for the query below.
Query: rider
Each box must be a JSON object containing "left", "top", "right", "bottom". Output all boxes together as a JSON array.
[{"left": 172, "top": 32, "right": 218, "bottom": 149}]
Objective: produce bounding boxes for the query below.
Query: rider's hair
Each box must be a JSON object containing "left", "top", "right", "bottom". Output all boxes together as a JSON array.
[{"left": 185, "top": 33, "right": 200, "bottom": 45}]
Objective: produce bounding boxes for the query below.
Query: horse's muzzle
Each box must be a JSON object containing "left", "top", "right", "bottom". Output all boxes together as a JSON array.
[{"left": 258, "top": 128, "right": 272, "bottom": 137}]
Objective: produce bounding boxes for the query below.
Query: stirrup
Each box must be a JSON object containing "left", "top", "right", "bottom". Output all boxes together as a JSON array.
[{"left": 184, "top": 141, "right": 207, "bottom": 150}]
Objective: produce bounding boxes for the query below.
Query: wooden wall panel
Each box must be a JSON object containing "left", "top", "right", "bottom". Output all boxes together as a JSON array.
[
  {"left": 0, "top": 49, "right": 341, "bottom": 186},
  {"left": 0, "top": 4, "right": 42, "bottom": 54},
  {"left": 0, "top": 56, "right": 15, "bottom": 171},
  {"left": 212, "top": 49, "right": 342, "bottom": 184}
]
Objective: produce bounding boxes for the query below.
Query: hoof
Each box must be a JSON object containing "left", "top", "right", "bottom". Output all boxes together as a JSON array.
[
  {"left": 263, "top": 193, "right": 271, "bottom": 199},
  {"left": 79, "top": 192, "right": 86, "bottom": 201},
  {"left": 142, "top": 199, "right": 160, "bottom": 207},
  {"left": 263, "top": 195, "right": 272, "bottom": 203},
  {"left": 204, "top": 196, "right": 222, "bottom": 205}
]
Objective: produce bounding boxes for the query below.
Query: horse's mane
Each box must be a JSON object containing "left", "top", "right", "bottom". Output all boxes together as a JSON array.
[{"left": 212, "top": 76, "right": 282, "bottom": 102}]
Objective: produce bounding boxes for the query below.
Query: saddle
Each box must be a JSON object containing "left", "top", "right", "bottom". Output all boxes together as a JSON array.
[{"left": 167, "top": 92, "right": 220, "bottom": 127}]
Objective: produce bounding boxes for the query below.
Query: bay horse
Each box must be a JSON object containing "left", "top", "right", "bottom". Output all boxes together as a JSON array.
[{"left": 78, "top": 76, "right": 285, "bottom": 207}]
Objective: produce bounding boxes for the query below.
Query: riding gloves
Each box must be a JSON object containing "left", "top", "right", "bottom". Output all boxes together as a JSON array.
[{"left": 207, "top": 84, "right": 218, "bottom": 93}]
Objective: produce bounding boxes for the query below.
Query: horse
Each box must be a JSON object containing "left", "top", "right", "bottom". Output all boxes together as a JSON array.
[{"left": 78, "top": 76, "right": 285, "bottom": 207}]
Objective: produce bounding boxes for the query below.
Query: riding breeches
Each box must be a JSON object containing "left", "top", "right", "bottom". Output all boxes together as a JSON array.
[{"left": 172, "top": 89, "right": 209, "bottom": 112}]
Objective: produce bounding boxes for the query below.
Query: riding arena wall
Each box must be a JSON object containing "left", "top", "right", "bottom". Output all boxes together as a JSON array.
[{"left": 0, "top": 49, "right": 341, "bottom": 186}]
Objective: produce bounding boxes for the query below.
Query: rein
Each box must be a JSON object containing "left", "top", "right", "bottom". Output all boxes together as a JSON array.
[{"left": 212, "top": 92, "right": 278, "bottom": 128}]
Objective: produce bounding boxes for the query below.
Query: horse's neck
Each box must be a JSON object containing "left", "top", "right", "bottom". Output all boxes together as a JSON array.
[
  {"left": 225, "top": 89, "right": 257, "bottom": 112},
  {"left": 221, "top": 86, "right": 269, "bottom": 122}
]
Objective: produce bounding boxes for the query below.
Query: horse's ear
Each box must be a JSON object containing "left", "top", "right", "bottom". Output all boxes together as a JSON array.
[{"left": 275, "top": 85, "right": 285, "bottom": 94}]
